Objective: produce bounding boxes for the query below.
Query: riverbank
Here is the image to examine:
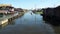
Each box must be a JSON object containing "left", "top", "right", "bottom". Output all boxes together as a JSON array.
[{"left": 0, "top": 11, "right": 25, "bottom": 25}]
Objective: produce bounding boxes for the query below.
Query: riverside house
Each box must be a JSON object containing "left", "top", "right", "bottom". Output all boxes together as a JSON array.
[{"left": 0, "top": 4, "right": 15, "bottom": 17}]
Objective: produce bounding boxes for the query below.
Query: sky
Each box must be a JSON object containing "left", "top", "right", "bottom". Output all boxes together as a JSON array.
[{"left": 0, "top": 0, "right": 60, "bottom": 9}]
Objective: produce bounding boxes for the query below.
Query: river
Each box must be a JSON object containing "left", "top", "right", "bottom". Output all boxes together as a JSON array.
[{"left": 0, "top": 11, "right": 60, "bottom": 34}]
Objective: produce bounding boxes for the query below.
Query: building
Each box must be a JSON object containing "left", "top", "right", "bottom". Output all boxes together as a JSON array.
[
  {"left": 0, "top": 4, "right": 14, "bottom": 14},
  {"left": 14, "top": 8, "right": 24, "bottom": 12}
]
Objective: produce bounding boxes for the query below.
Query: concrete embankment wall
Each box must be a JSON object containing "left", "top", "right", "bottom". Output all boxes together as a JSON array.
[
  {"left": 0, "top": 19, "right": 8, "bottom": 25},
  {"left": 0, "top": 12, "right": 24, "bottom": 25}
]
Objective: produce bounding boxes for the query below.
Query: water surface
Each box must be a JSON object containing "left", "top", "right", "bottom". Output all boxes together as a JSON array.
[{"left": 0, "top": 11, "right": 58, "bottom": 34}]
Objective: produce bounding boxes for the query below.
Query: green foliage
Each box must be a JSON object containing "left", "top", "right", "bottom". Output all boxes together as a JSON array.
[{"left": 34, "top": 10, "right": 43, "bottom": 14}]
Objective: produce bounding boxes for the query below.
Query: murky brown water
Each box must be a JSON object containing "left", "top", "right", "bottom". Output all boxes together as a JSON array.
[{"left": 0, "top": 11, "right": 60, "bottom": 34}]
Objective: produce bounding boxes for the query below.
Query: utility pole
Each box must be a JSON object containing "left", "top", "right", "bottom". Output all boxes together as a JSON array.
[{"left": 35, "top": 4, "right": 36, "bottom": 24}]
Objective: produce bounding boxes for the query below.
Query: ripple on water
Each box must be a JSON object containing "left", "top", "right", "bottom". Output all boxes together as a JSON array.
[{"left": 0, "top": 11, "right": 55, "bottom": 34}]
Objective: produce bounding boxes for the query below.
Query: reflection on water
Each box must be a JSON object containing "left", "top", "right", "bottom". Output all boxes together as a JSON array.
[{"left": 0, "top": 11, "right": 60, "bottom": 34}]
